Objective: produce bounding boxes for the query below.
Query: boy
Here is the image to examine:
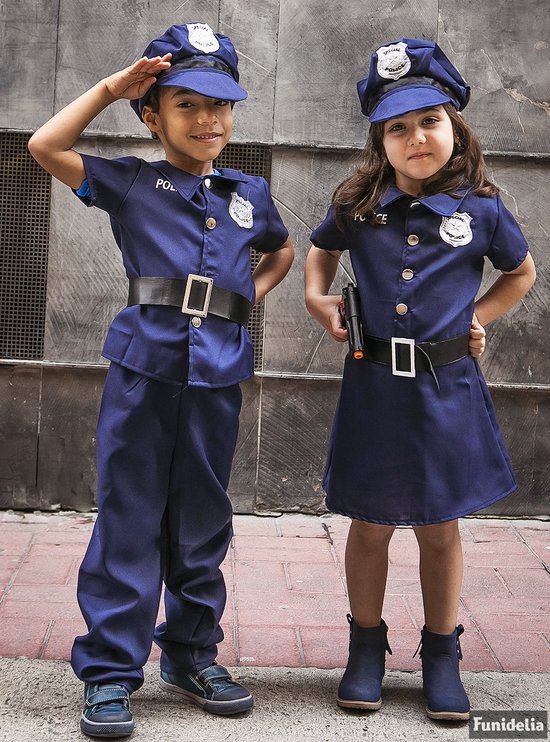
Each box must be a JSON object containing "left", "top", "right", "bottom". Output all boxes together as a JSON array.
[{"left": 29, "top": 22, "right": 294, "bottom": 738}]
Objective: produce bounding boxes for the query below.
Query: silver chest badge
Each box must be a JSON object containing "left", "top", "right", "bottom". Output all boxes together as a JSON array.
[
  {"left": 229, "top": 192, "right": 254, "bottom": 229},
  {"left": 440, "top": 212, "right": 473, "bottom": 247},
  {"left": 187, "top": 23, "right": 220, "bottom": 53},
  {"left": 376, "top": 42, "right": 411, "bottom": 80}
]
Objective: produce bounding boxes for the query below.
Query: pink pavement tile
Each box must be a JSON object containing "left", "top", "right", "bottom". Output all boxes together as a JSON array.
[
  {"left": 380, "top": 594, "right": 419, "bottom": 630},
  {"left": 520, "top": 538, "right": 550, "bottom": 568},
  {"left": 481, "top": 630, "right": 550, "bottom": 672},
  {"left": 234, "top": 560, "right": 289, "bottom": 593},
  {"left": 470, "top": 611, "right": 550, "bottom": 633},
  {"left": 14, "top": 554, "right": 75, "bottom": 585},
  {"left": 0, "top": 598, "right": 82, "bottom": 621},
  {"left": 0, "top": 531, "right": 33, "bottom": 556},
  {"left": 461, "top": 566, "right": 513, "bottom": 596},
  {"left": 6, "top": 583, "right": 78, "bottom": 603},
  {"left": 299, "top": 626, "right": 349, "bottom": 668},
  {"left": 496, "top": 567, "right": 550, "bottom": 598},
  {"left": 28, "top": 542, "right": 89, "bottom": 557},
  {"left": 0, "top": 616, "right": 50, "bottom": 658},
  {"left": 236, "top": 602, "right": 348, "bottom": 629},
  {"left": 461, "top": 595, "right": 549, "bottom": 617},
  {"left": 385, "top": 629, "right": 423, "bottom": 672},
  {"left": 0, "top": 555, "right": 21, "bottom": 591},
  {"left": 232, "top": 515, "right": 280, "bottom": 537},
  {"left": 237, "top": 588, "right": 347, "bottom": 614},
  {"left": 285, "top": 562, "right": 346, "bottom": 594},
  {"left": 276, "top": 515, "right": 330, "bottom": 539},
  {"left": 41, "top": 618, "right": 87, "bottom": 660},
  {"left": 237, "top": 626, "right": 303, "bottom": 667},
  {"left": 462, "top": 540, "right": 542, "bottom": 568},
  {"left": 330, "top": 538, "right": 346, "bottom": 565},
  {"left": 233, "top": 535, "right": 335, "bottom": 563},
  {"left": 321, "top": 516, "right": 351, "bottom": 540},
  {"left": 31, "top": 529, "right": 92, "bottom": 544},
  {"left": 465, "top": 522, "right": 520, "bottom": 542}
]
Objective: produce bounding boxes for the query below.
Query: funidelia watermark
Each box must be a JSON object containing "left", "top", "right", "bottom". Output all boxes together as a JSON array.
[{"left": 469, "top": 711, "right": 548, "bottom": 739}]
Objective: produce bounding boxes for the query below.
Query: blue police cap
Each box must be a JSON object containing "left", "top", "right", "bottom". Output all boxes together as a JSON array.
[
  {"left": 130, "top": 23, "right": 248, "bottom": 119},
  {"left": 357, "top": 38, "right": 470, "bottom": 123}
]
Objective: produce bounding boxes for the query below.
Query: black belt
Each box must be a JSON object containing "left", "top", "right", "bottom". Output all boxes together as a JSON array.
[
  {"left": 127, "top": 276, "right": 253, "bottom": 327},
  {"left": 363, "top": 333, "right": 470, "bottom": 377}
]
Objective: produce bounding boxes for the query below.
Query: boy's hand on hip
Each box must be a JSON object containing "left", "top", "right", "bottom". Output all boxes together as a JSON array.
[
  {"left": 104, "top": 54, "right": 172, "bottom": 101},
  {"left": 469, "top": 314, "right": 486, "bottom": 358}
]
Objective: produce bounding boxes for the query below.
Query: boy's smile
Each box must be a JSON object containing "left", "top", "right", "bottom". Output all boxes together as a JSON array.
[
  {"left": 143, "top": 88, "right": 233, "bottom": 175},
  {"left": 382, "top": 106, "right": 454, "bottom": 195}
]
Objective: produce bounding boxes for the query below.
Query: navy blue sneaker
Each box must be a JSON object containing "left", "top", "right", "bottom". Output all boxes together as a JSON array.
[
  {"left": 159, "top": 663, "right": 253, "bottom": 715},
  {"left": 80, "top": 683, "right": 134, "bottom": 738}
]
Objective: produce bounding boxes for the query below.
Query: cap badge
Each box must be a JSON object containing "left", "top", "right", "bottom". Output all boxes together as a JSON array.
[
  {"left": 187, "top": 23, "right": 220, "bottom": 53},
  {"left": 229, "top": 192, "right": 254, "bottom": 229},
  {"left": 439, "top": 212, "right": 473, "bottom": 247},
  {"left": 376, "top": 42, "right": 411, "bottom": 80}
]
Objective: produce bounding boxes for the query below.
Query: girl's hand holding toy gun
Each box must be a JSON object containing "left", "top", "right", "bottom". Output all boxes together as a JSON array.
[{"left": 339, "top": 284, "right": 364, "bottom": 360}]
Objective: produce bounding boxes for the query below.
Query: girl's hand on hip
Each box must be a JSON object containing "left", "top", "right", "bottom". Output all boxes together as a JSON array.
[{"left": 469, "top": 314, "right": 486, "bottom": 358}]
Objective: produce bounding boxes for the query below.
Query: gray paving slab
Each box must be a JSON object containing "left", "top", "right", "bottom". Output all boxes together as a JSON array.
[{"left": 0, "top": 658, "right": 547, "bottom": 742}]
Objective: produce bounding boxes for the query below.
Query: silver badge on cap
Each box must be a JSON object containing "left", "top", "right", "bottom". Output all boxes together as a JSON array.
[
  {"left": 376, "top": 42, "right": 411, "bottom": 80},
  {"left": 229, "top": 192, "right": 254, "bottom": 229},
  {"left": 187, "top": 23, "right": 220, "bottom": 53},
  {"left": 440, "top": 212, "right": 473, "bottom": 247}
]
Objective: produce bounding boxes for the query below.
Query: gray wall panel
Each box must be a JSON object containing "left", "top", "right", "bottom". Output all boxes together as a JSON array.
[
  {"left": 256, "top": 377, "right": 340, "bottom": 513},
  {"left": 0, "top": 0, "right": 58, "bottom": 130},
  {"left": 274, "top": 0, "right": 438, "bottom": 146},
  {"left": 439, "top": 1, "right": 550, "bottom": 154},
  {"left": 36, "top": 367, "right": 103, "bottom": 511},
  {"left": 0, "top": 366, "right": 40, "bottom": 508},
  {"left": 54, "top": 1, "right": 216, "bottom": 138},
  {"left": 479, "top": 159, "right": 549, "bottom": 385},
  {"left": 219, "top": 0, "right": 279, "bottom": 143}
]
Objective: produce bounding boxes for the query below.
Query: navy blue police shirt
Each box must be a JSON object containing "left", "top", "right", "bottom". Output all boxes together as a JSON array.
[
  {"left": 75, "top": 155, "right": 289, "bottom": 387},
  {"left": 311, "top": 186, "right": 529, "bottom": 342}
]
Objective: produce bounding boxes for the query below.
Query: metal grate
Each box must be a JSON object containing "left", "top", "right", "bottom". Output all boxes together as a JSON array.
[
  {"left": 215, "top": 143, "right": 272, "bottom": 371},
  {"left": 0, "top": 132, "right": 50, "bottom": 360}
]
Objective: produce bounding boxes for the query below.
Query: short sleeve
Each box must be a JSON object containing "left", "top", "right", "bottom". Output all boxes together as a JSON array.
[
  {"left": 250, "top": 178, "right": 289, "bottom": 253},
  {"left": 310, "top": 206, "right": 347, "bottom": 252},
  {"left": 486, "top": 195, "right": 529, "bottom": 272},
  {"left": 74, "top": 155, "right": 142, "bottom": 216}
]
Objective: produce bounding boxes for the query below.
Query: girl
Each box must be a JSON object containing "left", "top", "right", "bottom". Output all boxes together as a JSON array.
[{"left": 305, "top": 38, "right": 536, "bottom": 721}]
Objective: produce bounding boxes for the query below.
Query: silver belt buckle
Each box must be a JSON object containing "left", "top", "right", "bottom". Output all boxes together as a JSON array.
[
  {"left": 391, "top": 337, "right": 416, "bottom": 378},
  {"left": 181, "top": 274, "right": 213, "bottom": 318}
]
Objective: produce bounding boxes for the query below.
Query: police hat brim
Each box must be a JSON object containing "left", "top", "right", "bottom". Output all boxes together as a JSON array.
[
  {"left": 132, "top": 68, "right": 248, "bottom": 118},
  {"left": 368, "top": 85, "right": 455, "bottom": 123}
]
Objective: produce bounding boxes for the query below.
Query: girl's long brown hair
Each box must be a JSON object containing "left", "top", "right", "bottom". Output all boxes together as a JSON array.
[{"left": 333, "top": 103, "right": 498, "bottom": 228}]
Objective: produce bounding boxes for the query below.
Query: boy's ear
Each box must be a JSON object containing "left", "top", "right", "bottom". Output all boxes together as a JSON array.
[{"left": 142, "top": 106, "right": 160, "bottom": 135}]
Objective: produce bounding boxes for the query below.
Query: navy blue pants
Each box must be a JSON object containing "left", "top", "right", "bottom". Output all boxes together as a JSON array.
[{"left": 71, "top": 363, "right": 241, "bottom": 693}]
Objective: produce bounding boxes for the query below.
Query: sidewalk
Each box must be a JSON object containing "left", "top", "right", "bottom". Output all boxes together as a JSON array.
[{"left": 0, "top": 511, "right": 549, "bottom": 741}]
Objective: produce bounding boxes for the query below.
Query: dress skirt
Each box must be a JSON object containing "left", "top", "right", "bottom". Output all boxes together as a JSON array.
[{"left": 323, "top": 354, "right": 516, "bottom": 525}]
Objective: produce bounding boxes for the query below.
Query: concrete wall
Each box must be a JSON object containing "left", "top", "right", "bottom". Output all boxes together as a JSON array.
[{"left": 1, "top": 0, "right": 549, "bottom": 514}]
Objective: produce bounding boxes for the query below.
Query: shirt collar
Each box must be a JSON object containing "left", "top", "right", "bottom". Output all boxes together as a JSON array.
[
  {"left": 150, "top": 161, "right": 247, "bottom": 201},
  {"left": 380, "top": 184, "right": 471, "bottom": 216}
]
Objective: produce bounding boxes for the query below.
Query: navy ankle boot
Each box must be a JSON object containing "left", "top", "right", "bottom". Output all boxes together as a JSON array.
[
  {"left": 337, "top": 614, "right": 392, "bottom": 710},
  {"left": 418, "top": 624, "right": 470, "bottom": 721}
]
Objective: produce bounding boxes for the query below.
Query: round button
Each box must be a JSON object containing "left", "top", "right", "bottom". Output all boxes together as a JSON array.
[
  {"left": 410, "top": 200, "right": 421, "bottom": 209},
  {"left": 407, "top": 234, "right": 420, "bottom": 246},
  {"left": 402, "top": 268, "right": 414, "bottom": 281},
  {"left": 396, "top": 303, "right": 408, "bottom": 315},
  {"left": 191, "top": 316, "right": 202, "bottom": 328},
  {"left": 206, "top": 217, "right": 217, "bottom": 229},
  {"left": 204, "top": 178, "right": 212, "bottom": 189}
]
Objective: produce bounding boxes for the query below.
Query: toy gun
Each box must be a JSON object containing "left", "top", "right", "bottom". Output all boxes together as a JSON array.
[{"left": 339, "top": 283, "right": 364, "bottom": 360}]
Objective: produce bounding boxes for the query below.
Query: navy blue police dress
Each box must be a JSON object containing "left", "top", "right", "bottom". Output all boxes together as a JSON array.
[{"left": 311, "top": 185, "right": 528, "bottom": 525}]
